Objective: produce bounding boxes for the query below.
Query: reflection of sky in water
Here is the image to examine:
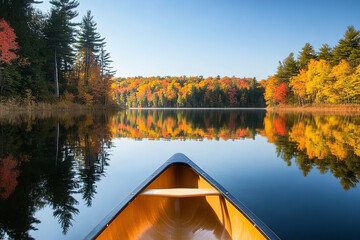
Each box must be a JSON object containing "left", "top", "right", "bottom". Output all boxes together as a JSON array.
[
  {"left": 31, "top": 137, "right": 360, "bottom": 240},
  {"left": 1, "top": 110, "right": 359, "bottom": 240}
]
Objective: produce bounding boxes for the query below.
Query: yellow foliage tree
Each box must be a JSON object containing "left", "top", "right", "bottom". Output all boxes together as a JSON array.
[
  {"left": 305, "top": 59, "right": 332, "bottom": 103},
  {"left": 329, "top": 60, "right": 354, "bottom": 103},
  {"left": 264, "top": 76, "right": 278, "bottom": 106},
  {"left": 290, "top": 69, "right": 307, "bottom": 105}
]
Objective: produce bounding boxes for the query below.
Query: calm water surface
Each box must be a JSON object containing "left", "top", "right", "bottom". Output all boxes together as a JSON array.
[{"left": 0, "top": 109, "right": 360, "bottom": 239}]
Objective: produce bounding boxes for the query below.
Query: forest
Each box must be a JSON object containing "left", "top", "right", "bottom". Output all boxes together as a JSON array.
[
  {"left": 0, "top": 0, "right": 115, "bottom": 105},
  {"left": 112, "top": 76, "right": 265, "bottom": 107},
  {"left": 112, "top": 25, "right": 360, "bottom": 108},
  {"left": 2, "top": 1, "right": 360, "bottom": 108},
  {"left": 264, "top": 26, "right": 360, "bottom": 106}
]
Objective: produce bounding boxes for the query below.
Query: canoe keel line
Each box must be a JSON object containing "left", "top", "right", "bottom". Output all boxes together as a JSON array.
[{"left": 84, "top": 153, "right": 280, "bottom": 240}]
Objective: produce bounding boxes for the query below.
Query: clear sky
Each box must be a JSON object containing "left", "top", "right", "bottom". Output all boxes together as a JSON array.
[{"left": 37, "top": 0, "right": 360, "bottom": 80}]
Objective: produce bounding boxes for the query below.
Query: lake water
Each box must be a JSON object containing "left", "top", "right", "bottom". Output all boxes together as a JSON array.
[{"left": 0, "top": 109, "right": 359, "bottom": 239}]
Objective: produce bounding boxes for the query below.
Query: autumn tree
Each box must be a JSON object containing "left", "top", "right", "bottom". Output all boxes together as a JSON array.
[
  {"left": 0, "top": 19, "right": 19, "bottom": 96},
  {"left": 305, "top": 59, "right": 331, "bottom": 103},
  {"left": 228, "top": 88, "right": 237, "bottom": 106},
  {"left": 328, "top": 60, "right": 355, "bottom": 103},
  {"left": 270, "top": 25, "right": 360, "bottom": 107},
  {"left": 290, "top": 69, "right": 307, "bottom": 105},
  {"left": 0, "top": 1, "right": 114, "bottom": 104},
  {"left": 264, "top": 76, "right": 278, "bottom": 106},
  {"left": 274, "top": 82, "right": 288, "bottom": 104},
  {"left": 74, "top": 49, "right": 105, "bottom": 105},
  {"left": 112, "top": 76, "right": 264, "bottom": 108},
  {"left": 351, "top": 65, "right": 360, "bottom": 103}
]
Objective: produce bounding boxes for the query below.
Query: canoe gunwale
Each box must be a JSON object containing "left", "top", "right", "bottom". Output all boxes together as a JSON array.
[{"left": 84, "top": 153, "right": 281, "bottom": 240}]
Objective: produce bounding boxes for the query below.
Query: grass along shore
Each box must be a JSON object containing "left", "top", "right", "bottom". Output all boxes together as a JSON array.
[{"left": 267, "top": 104, "right": 360, "bottom": 114}]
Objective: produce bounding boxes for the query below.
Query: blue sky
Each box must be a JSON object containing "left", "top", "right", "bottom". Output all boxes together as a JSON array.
[{"left": 37, "top": 0, "right": 360, "bottom": 80}]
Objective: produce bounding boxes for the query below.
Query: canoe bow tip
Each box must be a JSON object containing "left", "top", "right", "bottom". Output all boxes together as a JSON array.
[{"left": 168, "top": 153, "right": 191, "bottom": 163}]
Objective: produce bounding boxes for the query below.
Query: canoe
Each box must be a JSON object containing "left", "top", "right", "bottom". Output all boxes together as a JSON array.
[{"left": 84, "top": 153, "right": 280, "bottom": 240}]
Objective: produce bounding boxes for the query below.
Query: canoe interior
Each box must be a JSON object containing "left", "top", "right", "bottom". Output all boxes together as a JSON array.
[{"left": 95, "top": 164, "right": 268, "bottom": 240}]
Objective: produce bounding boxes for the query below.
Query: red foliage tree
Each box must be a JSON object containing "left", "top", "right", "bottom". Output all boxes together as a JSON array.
[
  {"left": 0, "top": 19, "right": 19, "bottom": 64},
  {"left": 274, "top": 82, "right": 288, "bottom": 104},
  {"left": 228, "top": 88, "right": 237, "bottom": 106}
]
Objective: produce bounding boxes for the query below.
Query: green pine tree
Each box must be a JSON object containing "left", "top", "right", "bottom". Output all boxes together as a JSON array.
[
  {"left": 44, "top": 0, "right": 79, "bottom": 98},
  {"left": 332, "top": 26, "right": 360, "bottom": 67},
  {"left": 276, "top": 53, "right": 299, "bottom": 83},
  {"left": 318, "top": 44, "right": 333, "bottom": 63},
  {"left": 297, "top": 43, "right": 317, "bottom": 70},
  {"left": 77, "top": 10, "right": 105, "bottom": 85}
]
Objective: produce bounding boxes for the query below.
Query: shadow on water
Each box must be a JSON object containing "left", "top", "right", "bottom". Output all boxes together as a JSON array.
[{"left": 0, "top": 109, "right": 360, "bottom": 238}]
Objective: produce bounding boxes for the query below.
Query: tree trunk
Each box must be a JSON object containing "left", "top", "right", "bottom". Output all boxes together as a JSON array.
[
  {"left": 54, "top": 48, "right": 59, "bottom": 98},
  {"left": 84, "top": 50, "right": 89, "bottom": 86}
]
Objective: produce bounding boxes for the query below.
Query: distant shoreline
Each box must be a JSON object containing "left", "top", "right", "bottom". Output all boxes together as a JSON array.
[
  {"left": 267, "top": 104, "right": 360, "bottom": 114},
  {"left": 128, "top": 107, "right": 267, "bottom": 110}
]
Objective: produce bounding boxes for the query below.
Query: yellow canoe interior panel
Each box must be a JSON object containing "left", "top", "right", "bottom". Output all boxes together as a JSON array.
[{"left": 96, "top": 165, "right": 267, "bottom": 240}]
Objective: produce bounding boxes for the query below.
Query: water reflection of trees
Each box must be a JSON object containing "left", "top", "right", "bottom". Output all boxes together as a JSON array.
[
  {"left": 112, "top": 110, "right": 266, "bottom": 140},
  {"left": 112, "top": 110, "right": 360, "bottom": 190},
  {"left": 1, "top": 109, "right": 360, "bottom": 238},
  {"left": 0, "top": 113, "right": 114, "bottom": 239},
  {"left": 263, "top": 112, "right": 360, "bottom": 190}
]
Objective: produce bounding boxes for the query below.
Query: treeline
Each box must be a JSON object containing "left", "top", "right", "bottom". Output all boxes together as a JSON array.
[
  {"left": 0, "top": 1, "right": 115, "bottom": 105},
  {"left": 264, "top": 26, "right": 360, "bottom": 106},
  {"left": 112, "top": 76, "right": 265, "bottom": 107}
]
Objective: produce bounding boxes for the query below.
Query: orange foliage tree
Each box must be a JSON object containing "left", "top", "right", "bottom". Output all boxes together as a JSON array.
[
  {"left": 68, "top": 49, "right": 114, "bottom": 105},
  {"left": 273, "top": 82, "right": 288, "bottom": 104}
]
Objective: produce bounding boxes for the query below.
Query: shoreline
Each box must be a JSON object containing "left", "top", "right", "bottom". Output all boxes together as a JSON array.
[
  {"left": 0, "top": 102, "right": 122, "bottom": 118},
  {"left": 127, "top": 107, "right": 266, "bottom": 110},
  {"left": 2, "top": 102, "right": 360, "bottom": 115},
  {"left": 267, "top": 104, "right": 360, "bottom": 114}
]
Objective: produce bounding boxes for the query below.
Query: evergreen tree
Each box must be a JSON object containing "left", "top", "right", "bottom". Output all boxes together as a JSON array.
[
  {"left": 332, "top": 26, "right": 360, "bottom": 67},
  {"left": 275, "top": 60, "right": 285, "bottom": 81},
  {"left": 283, "top": 53, "right": 299, "bottom": 79},
  {"left": 98, "top": 45, "right": 115, "bottom": 80},
  {"left": 276, "top": 53, "right": 299, "bottom": 84},
  {"left": 249, "top": 77, "right": 258, "bottom": 106},
  {"left": 77, "top": 10, "right": 104, "bottom": 85},
  {"left": 44, "top": 0, "right": 79, "bottom": 98},
  {"left": 297, "top": 43, "right": 317, "bottom": 70},
  {"left": 318, "top": 44, "right": 333, "bottom": 63}
]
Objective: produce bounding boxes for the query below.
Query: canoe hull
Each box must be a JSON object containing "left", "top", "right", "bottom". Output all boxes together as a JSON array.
[{"left": 84, "top": 153, "right": 280, "bottom": 240}]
